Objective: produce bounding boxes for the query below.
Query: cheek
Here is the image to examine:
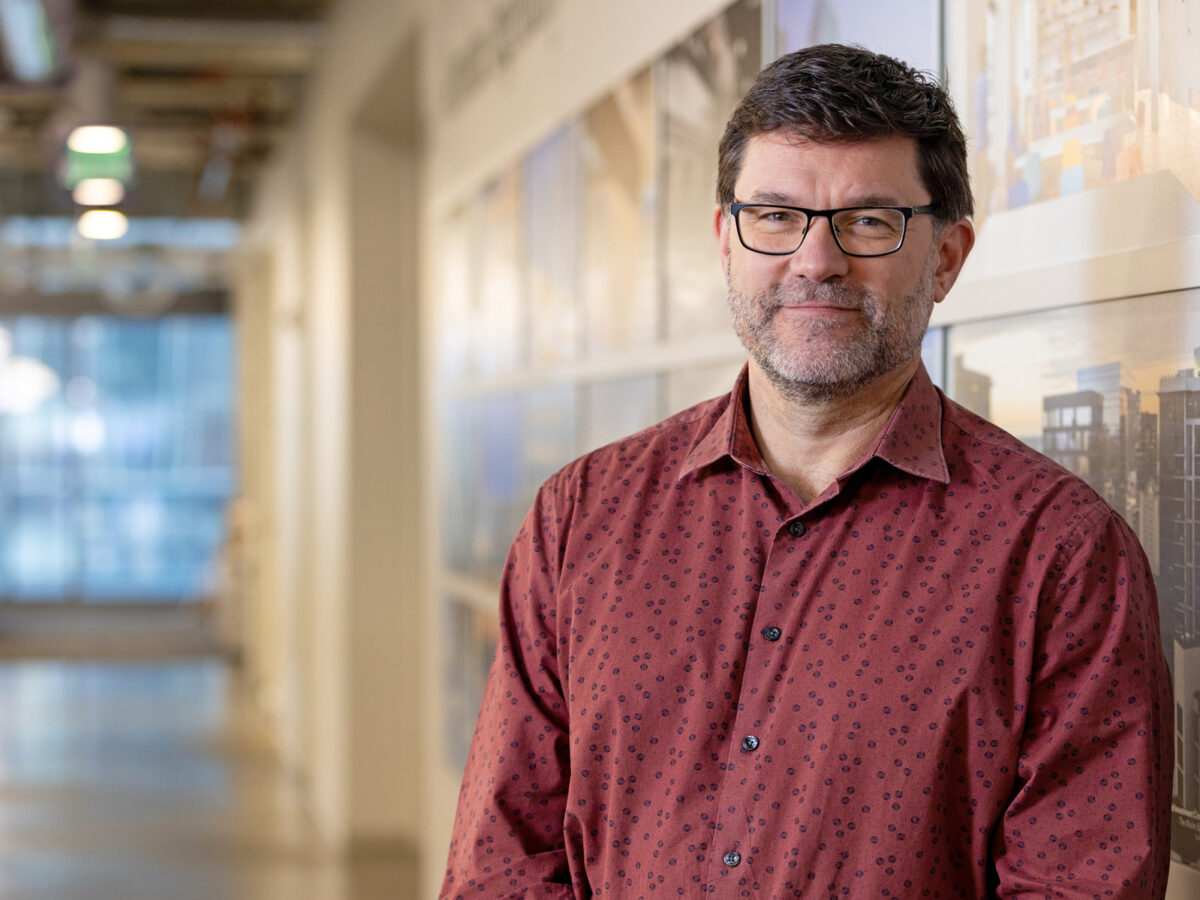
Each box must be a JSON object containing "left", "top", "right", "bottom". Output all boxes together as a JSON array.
[
  {"left": 728, "top": 250, "right": 784, "bottom": 291},
  {"left": 871, "top": 259, "right": 933, "bottom": 307}
]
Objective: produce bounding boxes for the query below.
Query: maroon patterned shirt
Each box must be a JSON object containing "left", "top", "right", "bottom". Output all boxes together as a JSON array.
[{"left": 442, "top": 364, "right": 1173, "bottom": 899}]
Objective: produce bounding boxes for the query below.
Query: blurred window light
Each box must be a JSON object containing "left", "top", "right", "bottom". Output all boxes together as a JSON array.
[
  {"left": 65, "top": 375, "right": 97, "bottom": 407},
  {"left": 77, "top": 209, "right": 129, "bottom": 241},
  {"left": 67, "top": 125, "right": 128, "bottom": 155},
  {"left": 69, "top": 408, "right": 105, "bottom": 455},
  {"left": 72, "top": 177, "right": 125, "bottom": 207},
  {"left": 0, "top": 0, "right": 57, "bottom": 82},
  {"left": 0, "top": 356, "right": 59, "bottom": 414},
  {"left": 0, "top": 315, "right": 236, "bottom": 602},
  {"left": 5, "top": 216, "right": 241, "bottom": 250}
]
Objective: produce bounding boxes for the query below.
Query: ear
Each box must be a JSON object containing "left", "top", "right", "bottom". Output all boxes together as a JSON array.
[
  {"left": 714, "top": 204, "right": 731, "bottom": 281},
  {"left": 931, "top": 218, "right": 975, "bottom": 303}
]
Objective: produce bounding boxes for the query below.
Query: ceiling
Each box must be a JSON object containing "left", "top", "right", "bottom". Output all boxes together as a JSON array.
[{"left": 0, "top": 0, "right": 331, "bottom": 220}]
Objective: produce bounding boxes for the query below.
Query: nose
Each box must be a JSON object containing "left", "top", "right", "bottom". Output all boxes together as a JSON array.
[{"left": 787, "top": 215, "right": 850, "bottom": 282}]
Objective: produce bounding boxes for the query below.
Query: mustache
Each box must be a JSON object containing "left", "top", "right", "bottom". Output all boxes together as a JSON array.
[{"left": 761, "top": 281, "right": 877, "bottom": 312}]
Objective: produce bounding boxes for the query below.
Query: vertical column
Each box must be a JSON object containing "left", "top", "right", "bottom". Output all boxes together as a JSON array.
[{"left": 341, "top": 38, "right": 425, "bottom": 886}]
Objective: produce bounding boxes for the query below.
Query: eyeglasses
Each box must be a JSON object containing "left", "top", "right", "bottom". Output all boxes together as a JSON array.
[{"left": 729, "top": 202, "right": 938, "bottom": 257}]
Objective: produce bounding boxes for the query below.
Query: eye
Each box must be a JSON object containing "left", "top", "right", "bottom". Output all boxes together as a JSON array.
[
  {"left": 850, "top": 214, "right": 888, "bottom": 228},
  {"left": 746, "top": 207, "right": 803, "bottom": 229},
  {"left": 834, "top": 208, "right": 905, "bottom": 238}
]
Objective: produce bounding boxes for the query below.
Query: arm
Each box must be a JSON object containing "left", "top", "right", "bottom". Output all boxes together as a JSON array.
[
  {"left": 440, "top": 485, "right": 576, "bottom": 900},
  {"left": 992, "top": 509, "right": 1174, "bottom": 898}
]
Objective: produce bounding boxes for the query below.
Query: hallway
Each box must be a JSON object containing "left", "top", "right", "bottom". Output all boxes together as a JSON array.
[{"left": 0, "top": 658, "right": 417, "bottom": 900}]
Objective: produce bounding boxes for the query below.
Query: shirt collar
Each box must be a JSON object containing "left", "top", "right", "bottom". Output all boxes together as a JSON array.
[
  {"left": 679, "top": 364, "right": 767, "bottom": 479},
  {"left": 869, "top": 362, "right": 950, "bottom": 484},
  {"left": 679, "top": 361, "right": 950, "bottom": 485}
]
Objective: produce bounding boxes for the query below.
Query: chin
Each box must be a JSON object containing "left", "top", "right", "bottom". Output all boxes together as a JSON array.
[{"left": 756, "top": 343, "right": 919, "bottom": 403}]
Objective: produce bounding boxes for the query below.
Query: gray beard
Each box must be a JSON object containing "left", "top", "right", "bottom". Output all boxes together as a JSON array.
[{"left": 726, "top": 260, "right": 935, "bottom": 404}]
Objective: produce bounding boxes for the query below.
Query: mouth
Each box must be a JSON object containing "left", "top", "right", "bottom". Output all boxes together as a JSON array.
[
  {"left": 761, "top": 284, "right": 875, "bottom": 319},
  {"left": 775, "top": 302, "right": 863, "bottom": 314}
]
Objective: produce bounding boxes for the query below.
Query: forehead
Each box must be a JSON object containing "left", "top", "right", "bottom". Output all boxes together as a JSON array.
[{"left": 735, "top": 131, "right": 926, "bottom": 203}]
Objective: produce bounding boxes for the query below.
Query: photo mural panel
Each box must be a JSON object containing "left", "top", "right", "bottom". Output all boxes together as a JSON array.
[
  {"left": 469, "top": 167, "right": 524, "bottom": 377},
  {"left": 956, "top": 0, "right": 1200, "bottom": 284},
  {"left": 921, "top": 326, "right": 947, "bottom": 390},
  {"left": 581, "top": 67, "right": 660, "bottom": 357},
  {"left": 519, "top": 385, "right": 577, "bottom": 507},
  {"left": 582, "top": 375, "right": 661, "bottom": 452},
  {"left": 776, "top": 0, "right": 942, "bottom": 74},
  {"left": 436, "top": 202, "right": 474, "bottom": 384},
  {"left": 442, "top": 594, "right": 500, "bottom": 769},
  {"left": 663, "top": 0, "right": 762, "bottom": 340},
  {"left": 946, "top": 290, "right": 1200, "bottom": 869},
  {"left": 525, "top": 125, "right": 582, "bottom": 367},
  {"left": 666, "top": 358, "right": 746, "bottom": 414},
  {"left": 439, "top": 397, "right": 479, "bottom": 575},
  {"left": 441, "top": 393, "right": 524, "bottom": 581}
]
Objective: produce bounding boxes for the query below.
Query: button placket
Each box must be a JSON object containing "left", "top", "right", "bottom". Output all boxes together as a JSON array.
[{"left": 708, "top": 512, "right": 810, "bottom": 890}]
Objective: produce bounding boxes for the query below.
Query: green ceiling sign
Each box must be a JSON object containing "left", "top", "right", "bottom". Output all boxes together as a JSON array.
[{"left": 63, "top": 145, "right": 133, "bottom": 189}]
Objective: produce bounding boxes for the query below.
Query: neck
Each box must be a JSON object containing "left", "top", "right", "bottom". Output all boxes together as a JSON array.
[{"left": 745, "top": 357, "right": 918, "bottom": 504}]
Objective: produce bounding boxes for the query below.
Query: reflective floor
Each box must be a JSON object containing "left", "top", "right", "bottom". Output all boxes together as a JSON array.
[{"left": 0, "top": 659, "right": 417, "bottom": 900}]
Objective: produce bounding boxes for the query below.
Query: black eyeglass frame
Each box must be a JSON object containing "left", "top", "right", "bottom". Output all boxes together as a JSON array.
[{"left": 729, "top": 202, "right": 939, "bottom": 258}]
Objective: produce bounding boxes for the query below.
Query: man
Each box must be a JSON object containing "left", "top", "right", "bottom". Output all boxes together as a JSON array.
[{"left": 442, "top": 44, "right": 1173, "bottom": 898}]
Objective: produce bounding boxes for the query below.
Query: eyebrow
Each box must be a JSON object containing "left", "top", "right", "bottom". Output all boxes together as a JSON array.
[
  {"left": 744, "top": 189, "right": 799, "bottom": 205},
  {"left": 742, "top": 190, "right": 910, "bottom": 208}
]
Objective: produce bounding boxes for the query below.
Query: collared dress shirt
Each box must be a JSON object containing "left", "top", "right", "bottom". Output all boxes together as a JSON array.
[{"left": 441, "top": 364, "right": 1173, "bottom": 899}]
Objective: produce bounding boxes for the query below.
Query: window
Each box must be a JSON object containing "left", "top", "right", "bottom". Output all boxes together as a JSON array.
[{"left": 0, "top": 315, "right": 235, "bottom": 602}]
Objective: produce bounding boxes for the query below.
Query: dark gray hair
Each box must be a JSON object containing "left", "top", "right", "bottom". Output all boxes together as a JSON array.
[{"left": 718, "top": 44, "right": 973, "bottom": 224}]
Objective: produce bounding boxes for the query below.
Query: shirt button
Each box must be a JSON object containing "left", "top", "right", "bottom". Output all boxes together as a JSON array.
[
  {"left": 761, "top": 625, "right": 782, "bottom": 642},
  {"left": 788, "top": 520, "right": 806, "bottom": 537},
  {"left": 741, "top": 735, "right": 759, "bottom": 752},
  {"left": 723, "top": 850, "right": 741, "bottom": 868}
]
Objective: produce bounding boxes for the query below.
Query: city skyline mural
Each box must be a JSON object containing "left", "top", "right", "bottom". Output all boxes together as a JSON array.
[{"left": 947, "top": 288, "right": 1200, "bottom": 870}]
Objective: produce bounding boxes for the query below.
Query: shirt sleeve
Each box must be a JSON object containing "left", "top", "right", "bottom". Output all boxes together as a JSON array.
[
  {"left": 992, "top": 508, "right": 1174, "bottom": 898},
  {"left": 440, "top": 483, "right": 576, "bottom": 900}
]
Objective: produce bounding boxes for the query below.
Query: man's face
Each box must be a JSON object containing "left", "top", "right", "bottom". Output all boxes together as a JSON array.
[{"left": 715, "top": 132, "right": 971, "bottom": 402}]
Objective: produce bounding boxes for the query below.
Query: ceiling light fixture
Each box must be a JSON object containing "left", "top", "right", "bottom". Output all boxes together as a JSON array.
[
  {"left": 77, "top": 209, "right": 128, "bottom": 241},
  {"left": 67, "top": 125, "right": 128, "bottom": 155},
  {"left": 72, "top": 177, "right": 125, "bottom": 206}
]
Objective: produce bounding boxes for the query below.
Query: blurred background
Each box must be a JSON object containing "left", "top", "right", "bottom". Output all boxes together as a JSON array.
[{"left": 0, "top": 1, "right": 1197, "bottom": 898}]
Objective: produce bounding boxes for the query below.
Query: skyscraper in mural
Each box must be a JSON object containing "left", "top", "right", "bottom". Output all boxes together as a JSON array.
[
  {"left": 1158, "top": 358, "right": 1200, "bottom": 859},
  {"left": 1042, "top": 390, "right": 1105, "bottom": 479},
  {"left": 1158, "top": 364, "right": 1200, "bottom": 640},
  {"left": 1041, "top": 362, "right": 1144, "bottom": 523},
  {"left": 1077, "top": 363, "right": 1141, "bottom": 520},
  {"left": 1176, "top": 637, "right": 1200, "bottom": 850},
  {"left": 1137, "top": 411, "right": 1160, "bottom": 574}
]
